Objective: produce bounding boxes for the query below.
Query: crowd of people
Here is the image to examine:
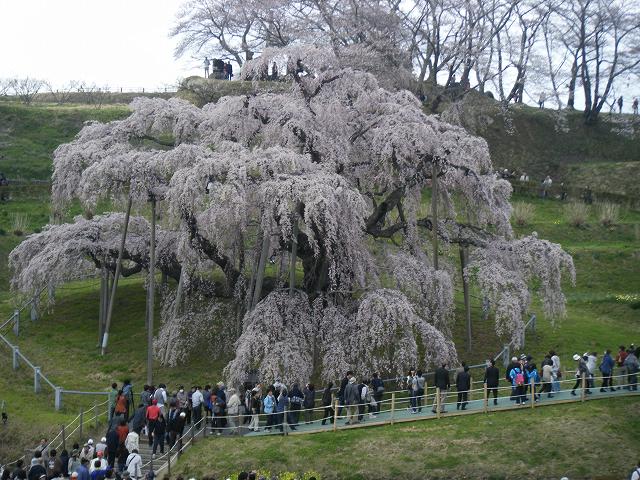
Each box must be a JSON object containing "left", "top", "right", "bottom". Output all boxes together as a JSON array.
[{"left": 1, "top": 344, "right": 637, "bottom": 480}]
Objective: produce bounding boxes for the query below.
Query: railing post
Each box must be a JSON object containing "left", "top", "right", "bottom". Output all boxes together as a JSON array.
[
  {"left": 31, "top": 296, "right": 38, "bottom": 321},
  {"left": 483, "top": 383, "right": 488, "bottom": 413},
  {"left": 581, "top": 373, "right": 586, "bottom": 402},
  {"left": 12, "top": 346, "right": 20, "bottom": 370},
  {"left": 55, "top": 387, "right": 63, "bottom": 411},
  {"left": 391, "top": 393, "right": 396, "bottom": 424},
  {"left": 13, "top": 310, "right": 19, "bottom": 336},
  {"left": 436, "top": 388, "right": 441, "bottom": 419},
  {"left": 423, "top": 379, "right": 428, "bottom": 412},
  {"left": 34, "top": 367, "right": 41, "bottom": 393},
  {"left": 530, "top": 377, "right": 535, "bottom": 409},
  {"left": 333, "top": 400, "right": 338, "bottom": 431},
  {"left": 79, "top": 409, "right": 84, "bottom": 439}
]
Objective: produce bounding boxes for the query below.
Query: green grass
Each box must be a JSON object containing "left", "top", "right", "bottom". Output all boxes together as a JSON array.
[
  {"left": 0, "top": 103, "right": 129, "bottom": 180},
  {"left": 173, "top": 396, "right": 640, "bottom": 479}
]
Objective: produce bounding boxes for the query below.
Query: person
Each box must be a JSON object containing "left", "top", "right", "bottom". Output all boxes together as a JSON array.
[
  {"left": 176, "top": 386, "right": 187, "bottom": 414},
  {"left": 108, "top": 383, "right": 118, "bottom": 421},
  {"left": 95, "top": 438, "right": 107, "bottom": 457},
  {"left": 509, "top": 362, "right": 526, "bottom": 405},
  {"left": 407, "top": 369, "right": 419, "bottom": 413},
  {"left": 79, "top": 443, "right": 93, "bottom": 463},
  {"left": 288, "top": 383, "right": 304, "bottom": 428},
  {"left": 225, "top": 61, "right": 233, "bottom": 80},
  {"left": 166, "top": 406, "right": 180, "bottom": 445},
  {"left": 456, "top": 365, "right": 471, "bottom": 410},
  {"left": 203, "top": 57, "right": 210, "bottom": 78},
  {"left": 321, "top": 382, "right": 334, "bottom": 425},
  {"left": 116, "top": 419, "right": 129, "bottom": 446},
  {"left": 617, "top": 96, "right": 623, "bottom": 113},
  {"left": 125, "top": 449, "right": 142, "bottom": 480},
  {"left": 484, "top": 359, "right": 500, "bottom": 405},
  {"left": 302, "top": 383, "right": 316, "bottom": 424},
  {"left": 68, "top": 447, "right": 82, "bottom": 474},
  {"left": 630, "top": 460, "right": 640, "bottom": 480},
  {"left": 227, "top": 387, "right": 242, "bottom": 433},
  {"left": 114, "top": 390, "right": 127, "bottom": 418},
  {"left": 105, "top": 429, "right": 118, "bottom": 469},
  {"left": 542, "top": 175, "right": 552, "bottom": 198},
  {"left": 213, "top": 382, "right": 227, "bottom": 427},
  {"left": 371, "top": 373, "right": 384, "bottom": 413},
  {"left": 586, "top": 352, "right": 597, "bottom": 390},
  {"left": 122, "top": 380, "right": 134, "bottom": 418},
  {"left": 624, "top": 348, "right": 639, "bottom": 391},
  {"left": 344, "top": 376, "right": 360, "bottom": 425},
  {"left": 432, "top": 364, "right": 450, "bottom": 413},
  {"left": 209, "top": 393, "right": 223, "bottom": 435},
  {"left": 191, "top": 385, "right": 204, "bottom": 426},
  {"left": 152, "top": 414, "right": 166, "bottom": 456},
  {"left": 1, "top": 467, "right": 11, "bottom": 480},
  {"left": 125, "top": 430, "right": 139, "bottom": 455},
  {"left": 76, "top": 459, "right": 90, "bottom": 480},
  {"left": 89, "top": 459, "right": 107, "bottom": 480},
  {"left": 571, "top": 353, "right": 591, "bottom": 396},
  {"left": 89, "top": 452, "right": 107, "bottom": 473},
  {"left": 526, "top": 363, "right": 540, "bottom": 401},
  {"left": 338, "top": 371, "right": 352, "bottom": 417},
  {"left": 27, "top": 453, "right": 46, "bottom": 480},
  {"left": 633, "top": 98, "right": 639, "bottom": 115},
  {"left": 540, "top": 360, "right": 554, "bottom": 398},
  {"left": 616, "top": 345, "right": 629, "bottom": 389},
  {"left": 538, "top": 92, "right": 546, "bottom": 108},
  {"left": 357, "top": 379, "right": 369, "bottom": 421},
  {"left": 145, "top": 398, "right": 161, "bottom": 446},
  {"left": 275, "top": 387, "right": 289, "bottom": 432},
  {"left": 248, "top": 390, "right": 261, "bottom": 431},
  {"left": 505, "top": 356, "right": 519, "bottom": 400},
  {"left": 35, "top": 439, "right": 49, "bottom": 463},
  {"left": 203, "top": 384, "right": 212, "bottom": 421},
  {"left": 129, "top": 404, "right": 146, "bottom": 434},
  {"left": 11, "top": 460, "right": 25, "bottom": 480},
  {"left": 550, "top": 350, "right": 561, "bottom": 392},
  {"left": 46, "top": 449, "right": 63, "bottom": 479},
  {"left": 599, "top": 349, "right": 615, "bottom": 392},
  {"left": 416, "top": 370, "right": 425, "bottom": 412},
  {"left": 140, "top": 385, "right": 151, "bottom": 408},
  {"left": 59, "top": 450, "right": 70, "bottom": 478},
  {"left": 153, "top": 384, "right": 167, "bottom": 416},
  {"left": 263, "top": 389, "right": 276, "bottom": 431}
]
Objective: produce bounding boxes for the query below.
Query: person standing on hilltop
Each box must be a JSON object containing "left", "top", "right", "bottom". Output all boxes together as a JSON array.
[
  {"left": 484, "top": 359, "right": 500, "bottom": 405},
  {"left": 203, "top": 57, "right": 210, "bottom": 78},
  {"left": 618, "top": 96, "right": 623, "bottom": 113},
  {"left": 633, "top": 98, "right": 638, "bottom": 115},
  {"left": 226, "top": 61, "right": 233, "bottom": 80}
]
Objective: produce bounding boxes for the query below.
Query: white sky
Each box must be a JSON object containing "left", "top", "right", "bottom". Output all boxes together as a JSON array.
[{"left": 0, "top": 0, "right": 201, "bottom": 91}]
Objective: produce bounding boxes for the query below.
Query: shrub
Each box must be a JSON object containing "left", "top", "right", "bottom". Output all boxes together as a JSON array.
[
  {"left": 511, "top": 201, "right": 535, "bottom": 226},
  {"left": 12, "top": 212, "right": 30, "bottom": 236},
  {"left": 596, "top": 201, "right": 620, "bottom": 227},
  {"left": 564, "top": 202, "right": 589, "bottom": 228}
]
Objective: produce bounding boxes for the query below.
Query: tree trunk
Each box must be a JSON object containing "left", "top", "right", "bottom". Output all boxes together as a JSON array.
[
  {"left": 251, "top": 231, "right": 271, "bottom": 309},
  {"left": 101, "top": 197, "right": 133, "bottom": 355},
  {"left": 98, "top": 265, "right": 106, "bottom": 347},
  {"left": 567, "top": 55, "right": 578, "bottom": 110}
]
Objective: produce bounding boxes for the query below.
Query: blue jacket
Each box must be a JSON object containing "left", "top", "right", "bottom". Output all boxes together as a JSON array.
[
  {"left": 599, "top": 353, "right": 615, "bottom": 374},
  {"left": 276, "top": 394, "right": 289, "bottom": 413},
  {"left": 509, "top": 367, "right": 524, "bottom": 387},
  {"left": 263, "top": 395, "right": 275, "bottom": 414}
]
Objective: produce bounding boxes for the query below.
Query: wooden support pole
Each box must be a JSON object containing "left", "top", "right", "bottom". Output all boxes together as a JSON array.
[
  {"left": 483, "top": 382, "right": 488, "bottom": 412},
  {"left": 431, "top": 160, "right": 439, "bottom": 270},
  {"left": 423, "top": 379, "right": 428, "bottom": 412},
  {"left": 147, "top": 197, "right": 156, "bottom": 386},
  {"left": 390, "top": 393, "right": 396, "bottom": 424},
  {"left": 251, "top": 230, "right": 271, "bottom": 309},
  {"left": 581, "top": 373, "right": 586, "bottom": 402},
  {"left": 436, "top": 388, "right": 441, "bottom": 419},
  {"left": 333, "top": 399, "right": 338, "bottom": 432},
  {"left": 530, "top": 377, "right": 535, "bottom": 409},
  {"left": 101, "top": 197, "right": 133, "bottom": 355}
]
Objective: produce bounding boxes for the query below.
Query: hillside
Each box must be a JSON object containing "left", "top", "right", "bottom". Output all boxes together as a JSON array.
[{"left": 0, "top": 90, "right": 639, "bottom": 472}]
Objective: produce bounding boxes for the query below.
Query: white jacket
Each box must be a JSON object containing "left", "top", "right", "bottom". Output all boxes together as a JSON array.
[
  {"left": 125, "top": 431, "right": 139, "bottom": 453},
  {"left": 126, "top": 452, "right": 142, "bottom": 480}
]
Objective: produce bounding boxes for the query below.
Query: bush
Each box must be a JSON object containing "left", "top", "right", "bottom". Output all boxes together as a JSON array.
[
  {"left": 511, "top": 201, "right": 535, "bottom": 226},
  {"left": 12, "top": 212, "right": 30, "bottom": 236},
  {"left": 596, "top": 201, "right": 620, "bottom": 227},
  {"left": 564, "top": 202, "right": 589, "bottom": 228}
]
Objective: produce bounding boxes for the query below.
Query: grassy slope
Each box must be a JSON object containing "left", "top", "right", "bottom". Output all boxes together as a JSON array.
[
  {"left": 0, "top": 102, "right": 129, "bottom": 180},
  {"left": 173, "top": 397, "right": 640, "bottom": 480}
]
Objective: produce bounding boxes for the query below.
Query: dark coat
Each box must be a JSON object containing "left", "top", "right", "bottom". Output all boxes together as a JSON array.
[
  {"left": 105, "top": 430, "right": 119, "bottom": 456},
  {"left": 322, "top": 387, "right": 333, "bottom": 407},
  {"left": 484, "top": 366, "right": 500, "bottom": 388},
  {"left": 456, "top": 370, "right": 471, "bottom": 391},
  {"left": 434, "top": 367, "right": 451, "bottom": 390}
]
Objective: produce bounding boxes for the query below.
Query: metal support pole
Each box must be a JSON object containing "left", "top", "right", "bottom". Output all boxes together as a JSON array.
[
  {"left": 34, "top": 367, "right": 41, "bottom": 393},
  {"left": 12, "top": 346, "right": 19, "bottom": 370},
  {"left": 147, "top": 197, "right": 156, "bottom": 385},
  {"left": 55, "top": 387, "right": 63, "bottom": 411},
  {"left": 101, "top": 197, "right": 133, "bottom": 355}
]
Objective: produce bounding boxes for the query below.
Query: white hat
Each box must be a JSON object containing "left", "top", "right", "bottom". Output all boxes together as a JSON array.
[
  {"left": 573, "top": 354, "right": 581, "bottom": 361},
  {"left": 179, "top": 412, "right": 186, "bottom": 418},
  {"left": 101, "top": 437, "right": 106, "bottom": 443},
  {"left": 511, "top": 357, "right": 517, "bottom": 362},
  {"left": 87, "top": 439, "right": 93, "bottom": 445}
]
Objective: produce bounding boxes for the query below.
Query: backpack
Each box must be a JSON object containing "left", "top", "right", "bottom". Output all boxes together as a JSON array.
[
  {"left": 629, "top": 467, "right": 640, "bottom": 480},
  {"left": 515, "top": 371, "right": 525, "bottom": 386}
]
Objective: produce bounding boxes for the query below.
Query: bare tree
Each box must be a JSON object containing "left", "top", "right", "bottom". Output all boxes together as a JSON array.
[
  {"left": 11, "top": 78, "right": 44, "bottom": 105},
  {"left": 44, "top": 80, "right": 82, "bottom": 105}
]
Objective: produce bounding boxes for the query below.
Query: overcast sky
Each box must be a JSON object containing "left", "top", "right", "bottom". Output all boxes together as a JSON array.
[{"left": 0, "top": 0, "right": 200, "bottom": 91}]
